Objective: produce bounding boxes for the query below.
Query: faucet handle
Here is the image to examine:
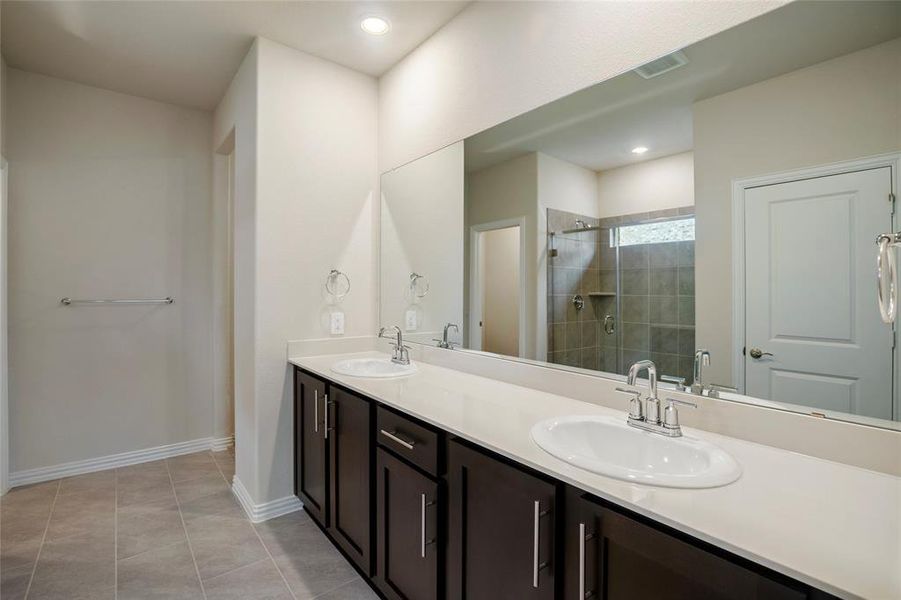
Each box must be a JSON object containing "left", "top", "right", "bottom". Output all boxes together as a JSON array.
[
  {"left": 663, "top": 397, "right": 697, "bottom": 429},
  {"left": 660, "top": 375, "right": 686, "bottom": 392},
  {"left": 707, "top": 384, "right": 738, "bottom": 399},
  {"left": 615, "top": 387, "right": 643, "bottom": 421}
]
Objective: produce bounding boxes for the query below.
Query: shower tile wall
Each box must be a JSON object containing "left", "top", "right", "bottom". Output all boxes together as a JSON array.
[
  {"left": 547, "top": 206, "right": 695, "bottom": 383},
  {"left": 618, "top": 206, "right": 695, "bottom": 382},
  {"left": 546, "top": 208, "right": 617, "bottom": 372}
]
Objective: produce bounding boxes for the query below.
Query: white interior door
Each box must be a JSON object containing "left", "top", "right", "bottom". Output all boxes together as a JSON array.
[{"left": 744, "top": 167, "right": 894, "bottom": 419}]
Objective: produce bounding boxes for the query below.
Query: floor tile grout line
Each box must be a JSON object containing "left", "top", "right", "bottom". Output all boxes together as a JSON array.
[
  {"left": 310, "top": 576, "right": 366, "bottom": 600},
  {"left": 22, "top": 479, "right": 61, "bottom": 600},
  {"left": 212, "top": 446, "right": 299, "bottom": 600},
  {"left": 166, "top": 456, "right": 209, "bottom": 600}
]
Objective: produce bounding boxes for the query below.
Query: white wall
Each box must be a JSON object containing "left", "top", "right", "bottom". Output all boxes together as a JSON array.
[
  {"left": 380, "top": 142, "right": 464, "bottom": 341},
  {"left": 214, "top": 38, "right": 379, "bottom": 505},
  {"left": 212, "top": 42, "right": 258, "bottom": 497},
  {"left": 597, "top": 152, "right": 695, "bottom": 217},
  {"left": 7, "top": 69, "right": 216, "bottom": 473},
  {"left": 378, "top": 1, "right": 784, "bottom": 172},
  {"left": 694, "top": 38, "right": 901, "bottom": 385}
]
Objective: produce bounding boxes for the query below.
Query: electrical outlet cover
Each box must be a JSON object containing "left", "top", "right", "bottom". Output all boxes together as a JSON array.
[
  {"left": 330, "top": 311, "right": 345, "bottom": 335},
  {"left": 405, "top": 309, "right": 418, "bottom": 331}
]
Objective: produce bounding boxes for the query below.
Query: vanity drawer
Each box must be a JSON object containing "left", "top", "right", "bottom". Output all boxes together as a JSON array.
[{"left": 377, "top": 406, "right": 440, "bottom": 476}]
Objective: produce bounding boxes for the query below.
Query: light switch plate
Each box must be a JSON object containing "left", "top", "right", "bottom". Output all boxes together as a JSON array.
[
  {"left": 329, "top": 311, "right": 345, "bottom": 335},
  {"left": 405, "top": 309, "right": 418, "bottom": 331}
]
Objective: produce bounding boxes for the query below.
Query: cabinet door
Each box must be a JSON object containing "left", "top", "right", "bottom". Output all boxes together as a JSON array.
[
  {"left": 328, "top": 387, "right": 373, "bottom": 574},
  {"left": 295, "top": 370, "right": 328, "bottom": 527},
  {"left": 375, "top": 448, "right": 439, "bottom": 600},
  {"left": 447, "top": 440, "right": 557, "bottom": 600},
  {"left": 564, "top": 490, "right": 807, "bottom": 600}
]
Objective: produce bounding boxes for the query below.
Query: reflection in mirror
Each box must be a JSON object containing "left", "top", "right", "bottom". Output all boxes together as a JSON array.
[
  {"left": 380, "top": 1, "right": 901, "bottom": 429},
  {"left": 380, "top": 141, "right": 465, "bottom": 345}
]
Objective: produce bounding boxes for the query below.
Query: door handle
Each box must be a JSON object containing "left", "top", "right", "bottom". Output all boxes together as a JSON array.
[
  {"left": 603, "top": 314, "right": 615, "bottom": 335},
  {"left": 579, "top": 522, "right": 586, "bottom": 600},
  {"left": 748, "top": 348, "right": 773, "bottom": 360}
]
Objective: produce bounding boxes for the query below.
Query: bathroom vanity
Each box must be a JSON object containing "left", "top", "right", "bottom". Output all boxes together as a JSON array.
[{"left": 289, "top": 353, "right": 898, "bottom": 600}]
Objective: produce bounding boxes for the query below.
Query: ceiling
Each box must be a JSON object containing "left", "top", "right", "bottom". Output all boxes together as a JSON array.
[
  {"left": 1, "top": 1, "right": 470, "bottom": 110},
  {"left": 465, "top": 1, "right": 901, "bottom": 173}
]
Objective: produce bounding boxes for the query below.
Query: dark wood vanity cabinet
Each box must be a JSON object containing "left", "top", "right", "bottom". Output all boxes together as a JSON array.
[
  {"left": 563, "top": 489, "right": 816, "bottom": 600},
  {"left": 446, "top": 439, "right": 558, "bottom": 600},
  {"left": 294, "top": 370, "right": 328, "bottom": 527},
  {"left": 375, "top": 447, "right": 440, "bottom": 600},
  {"left": 327, "top": 387, "right": 373, "bottom": 575},
  {"left": 293, "top": 367, "right": 840, "bottom": 600}
]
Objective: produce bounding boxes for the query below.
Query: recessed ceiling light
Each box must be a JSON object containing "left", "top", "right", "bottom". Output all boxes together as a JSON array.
[
  {"left": 361, "top": 17, "right": 390, "bottom": 35},
  {"left": 632, "top": 146, "right": 649, "bottom": 155}
]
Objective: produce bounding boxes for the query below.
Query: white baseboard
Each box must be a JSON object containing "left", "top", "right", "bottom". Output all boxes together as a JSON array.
[
  {"left": 211, "top": 435, "right": 235, "bottom": 452},
  {"left": 232, "top": 475, "right": 303, "bottom": 523},
  {"left": 8, "top": 435, "right": 235, "bottom": 488}
]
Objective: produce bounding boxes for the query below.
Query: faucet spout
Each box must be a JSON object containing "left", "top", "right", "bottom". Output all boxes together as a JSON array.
[{"left": 627, "top": 360, "right": 660, "bottom": 424}]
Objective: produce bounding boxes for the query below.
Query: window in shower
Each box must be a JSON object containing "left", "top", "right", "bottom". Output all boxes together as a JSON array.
[{"left": 616, "top": 216, "right": 695, "bottom": 247}]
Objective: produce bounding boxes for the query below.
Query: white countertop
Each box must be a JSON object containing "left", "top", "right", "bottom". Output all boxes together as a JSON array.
[{"left": 289, "top": 351, "right": 901, "bottom": 600}]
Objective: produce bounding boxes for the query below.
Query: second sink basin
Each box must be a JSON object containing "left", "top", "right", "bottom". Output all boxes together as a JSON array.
[
  {"left": 531, "top": 415, "right": 741, "bottom": 489},
  {"left": 331, "top": 357, "right": 417, "bottom": 379}
]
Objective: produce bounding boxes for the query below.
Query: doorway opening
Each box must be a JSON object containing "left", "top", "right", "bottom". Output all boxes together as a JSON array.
[{"left": 469, "top": 219, "right": 525, "bottom": 357}]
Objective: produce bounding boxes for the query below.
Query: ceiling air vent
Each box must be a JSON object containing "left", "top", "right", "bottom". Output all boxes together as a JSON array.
[{"left": 634, "top": 50, "right": 689, "bottom": 79}]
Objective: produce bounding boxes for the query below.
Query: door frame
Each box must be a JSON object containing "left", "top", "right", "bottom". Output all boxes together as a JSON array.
[
  {"left": 730, "top": 152, "right": 900, "bottom": 415},
  {"left": 468, "top": 217, "right": 527, "bottom": 358},
  {"left": 0, "top": 156, "right": 7, "bottom": 495}
]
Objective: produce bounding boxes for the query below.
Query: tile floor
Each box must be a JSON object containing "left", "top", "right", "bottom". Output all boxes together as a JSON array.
[{"left": 0, "top": 449, "right": 377, "bottom": 599}]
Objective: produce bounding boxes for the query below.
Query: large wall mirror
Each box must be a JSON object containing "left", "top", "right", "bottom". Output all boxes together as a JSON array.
[{"left": 380, "top": 0, "right": 901, "bottom": 430}]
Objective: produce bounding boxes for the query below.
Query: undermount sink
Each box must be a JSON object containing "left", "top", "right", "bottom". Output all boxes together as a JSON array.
[
  {"left": 531, "top": 415, "right": 741, "bottom": 489},
  {"left": 331, "top": 357, "right": 417, "bottom": 379}
]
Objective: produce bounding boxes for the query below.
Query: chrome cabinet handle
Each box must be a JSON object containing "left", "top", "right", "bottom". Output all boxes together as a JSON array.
[
  {"left": 313, "top": 390, "right": 319, "bottom": 433},
  {"left": 579, "top": 522, "right": 586, "bottom": 600},
  {"left": 323, "top": 395, "right": 333, "bottom": 439},
  {"left": 379, "top": 429, "right": 415, "bottom": 450},
  {"left": 420, "top": 493, "right": 436, "bottom": 559},
  {"left": 533, "top": 501, "right": 540, "bottom": 588},
  {"left": 748, "top": 348, "right": 773, "bottom": 360},
  {"left": 532, "top": 501, "right": 550, "bottom": 588}
]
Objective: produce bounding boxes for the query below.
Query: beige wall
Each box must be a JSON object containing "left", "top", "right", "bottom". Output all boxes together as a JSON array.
[
  {"left": 381, "top": 142, "right": 464, "bottom": 342},
  {"left": 8, "top": 69, "right": 216, "bottom": 473},
  {"left": 465, "top": 154, "right": 538, "bottom": 356},
  {"left": 214, "top": 38, "right": 379, "bottom": 505},
  {"left": 694, "top": 38, "right": 901, "bottom": 385},
  {"left": 481, "top": 226, "right": 520, "bottom": 356},
  {"left": 597, "top": 152, "right": 694, "bottom": 218},
  {"left": 378, "top": 1, "right": 784, "bottom": 172}
]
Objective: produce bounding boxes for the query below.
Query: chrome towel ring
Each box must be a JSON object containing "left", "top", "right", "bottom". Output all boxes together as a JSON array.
[
  {"left": 325, "top": 269, "right": 351, "bottom": 302},
  {"left": 876, "top": 233, "right": 900, "bottom": 324},
  {"left": 410, "top": 272, "right": 430, "bottom": 299}
]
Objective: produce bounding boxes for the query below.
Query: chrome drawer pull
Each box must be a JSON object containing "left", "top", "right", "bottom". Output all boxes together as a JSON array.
[
  {"left": 579, "top": 522, "right": 586, "bottom": 599},
  {"left": 380, "top": 429, "right": 415, "bottom": 450}
]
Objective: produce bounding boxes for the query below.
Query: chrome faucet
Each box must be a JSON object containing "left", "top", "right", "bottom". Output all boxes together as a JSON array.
[
  {"left": 689, "top": 349, "right": 738, "bottom": 398},
  {"left": 433, "top": 322, "right": 459, "bottom": 349},
  {"left": 617, "top": 359, "right": 696, "bottom": 437},
  {"left": 690, "top": 349, "right": 710, "bottom": 395},
  {"left": 379, "top": 326, "right": 411, "bottom": 365}
]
